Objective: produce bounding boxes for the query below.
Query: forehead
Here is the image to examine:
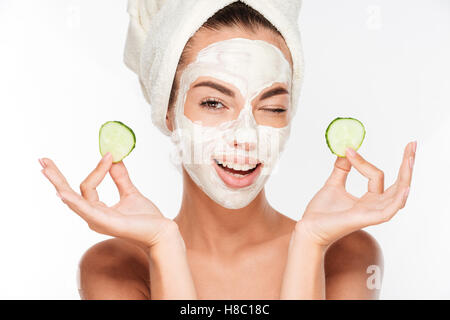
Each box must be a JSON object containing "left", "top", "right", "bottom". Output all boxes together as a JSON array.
[
  {"left": 186, "top": 27, "right": 293, "bottom": 70},
  {"left": 195, "top": 38, "right": 291, "bottom": 78},
  {"left": 181, "top": 38, "right": 292, "bottom": 100}
]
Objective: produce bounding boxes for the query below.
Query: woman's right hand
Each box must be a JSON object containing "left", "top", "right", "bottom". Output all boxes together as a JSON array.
[{"left": 39, "top": 152, "right": 177, "bottom": 252}]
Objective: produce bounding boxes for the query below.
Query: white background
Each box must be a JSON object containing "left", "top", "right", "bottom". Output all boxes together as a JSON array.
[{"left": 0, "top": 0, "right": 449, "bottom": 299}]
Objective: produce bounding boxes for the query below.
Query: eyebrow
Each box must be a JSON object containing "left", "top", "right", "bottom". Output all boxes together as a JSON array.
[
  {"left": 192, "top": 81, "right": 289, "bottom": 100},
  {"left": 259, "top": 86, "right": 289, "bottom": 101},
  {"left": 192, "top": 81, "right": 235, "bottom": 98}
]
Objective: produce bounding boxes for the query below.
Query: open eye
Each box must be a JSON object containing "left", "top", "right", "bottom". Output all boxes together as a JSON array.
[{"left": 199, "top": 97, "right": 227, "bottom": 110}]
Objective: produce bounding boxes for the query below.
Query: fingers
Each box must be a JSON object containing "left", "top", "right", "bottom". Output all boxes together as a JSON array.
[
  {"left": 397, "top": 141, "right": 417, "bottom": 188},
  {"left": 109, "top": 161, "right": 139, "bottom": 198},
  {"left": 80, "top": 152, "right": 112, "bottom": 202},
  {"left": 39, "top": 157, "right": 121, "bottom": 235},
  {"left": 364, "top": 186, "right": 410, "bottom": 226},
  {"left": 58, "top": 189, "right": 111, "bottom": 228},
  {"left": 325, "top": 156, "right": 352, "bottom": 187},
  {"left": 39, "top": 158, "right": 74, "bottom": 194},
  {"left": 344, "top": 141, "right": 416, "bottom": 228},
  {"left": 385, "top": 141, "right": 417, "bottom": 196},
  {"left": 345, "top": 148, "right": 384, "bottom": 194},
  {"left": 40, "top": 160, "right": 105, "bottom": 223}
]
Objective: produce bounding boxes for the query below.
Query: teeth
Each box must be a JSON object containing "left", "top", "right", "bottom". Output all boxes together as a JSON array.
[
  {"left": 215, "top": 159, "right": 257, "bottom": 172},
  {"left": 229, "top": 172, "right": 245, "bottom": 177}
]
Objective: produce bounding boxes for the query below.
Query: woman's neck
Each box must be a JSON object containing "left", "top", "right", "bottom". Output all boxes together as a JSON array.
[{"left": 174, "top": 170, "right": 283, "bottom": 256}]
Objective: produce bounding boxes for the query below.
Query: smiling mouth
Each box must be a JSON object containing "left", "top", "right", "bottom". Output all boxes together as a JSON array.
[
  {"left": 212, "top": 158, "right": 263, "bottom": 189},
  {"left": 214, "top": 159, "right": 260, "bottom": 177}
]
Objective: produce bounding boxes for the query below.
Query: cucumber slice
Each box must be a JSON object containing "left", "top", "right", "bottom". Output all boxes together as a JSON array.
[
  {"left": 99, "top": 121, "right": 136, "bottom": 163},
  {"left": 325, "top": 117, "right": 365, "bottom": 157}
]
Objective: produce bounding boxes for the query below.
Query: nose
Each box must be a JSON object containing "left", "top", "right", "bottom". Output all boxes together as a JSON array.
[
  {"left": 226, "top": 104, "right": 258, "bottom": 152},
  {"left": 231, "top": 127, "right": 257, "bottom": 152}
]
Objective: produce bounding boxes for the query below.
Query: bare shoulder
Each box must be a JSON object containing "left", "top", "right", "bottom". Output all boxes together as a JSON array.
[
  {"left": 324, "top": 230, "right": 384, "bottom": 299},
  {"left": 78, "top": 238, "right": 150, "bottom": 300},
  {"left": 325, "top": 230, "right": 383, "bottom": 274}
]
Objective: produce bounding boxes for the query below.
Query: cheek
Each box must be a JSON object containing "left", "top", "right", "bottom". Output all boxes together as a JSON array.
[{"left": 182, "top": 93, "right": 200, "bottom": 121}]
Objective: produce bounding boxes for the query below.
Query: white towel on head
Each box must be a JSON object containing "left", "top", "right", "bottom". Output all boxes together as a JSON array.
[{"left": 124, "top": 0, "right": 304, "bottom": 136}]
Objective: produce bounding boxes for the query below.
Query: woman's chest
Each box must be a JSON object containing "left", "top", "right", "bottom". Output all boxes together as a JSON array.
[{"left": 187, "top": 245, "right": 289, "bottom": 299}]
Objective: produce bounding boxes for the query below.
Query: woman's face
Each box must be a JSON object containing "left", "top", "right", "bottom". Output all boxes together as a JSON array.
[{"left": 168, "top": 27, "right": 294, "bottom": 209}]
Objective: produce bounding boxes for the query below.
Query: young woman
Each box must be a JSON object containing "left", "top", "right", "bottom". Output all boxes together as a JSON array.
[{"left": 39, "top": 2, "right": 416, "bottom": 299}]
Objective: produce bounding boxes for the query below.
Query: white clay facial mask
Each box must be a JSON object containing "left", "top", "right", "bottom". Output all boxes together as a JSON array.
[{"left": 171, "top": 38, "right": 293, "bottom": 209}]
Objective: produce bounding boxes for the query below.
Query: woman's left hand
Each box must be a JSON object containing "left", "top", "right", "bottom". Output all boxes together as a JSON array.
[{"left": 296, "top": 141, "right": 416, "bottom": 249}]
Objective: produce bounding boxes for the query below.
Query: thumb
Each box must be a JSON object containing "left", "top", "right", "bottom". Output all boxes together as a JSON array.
[
  {"left": 325, "top": 156, "right": 352, "bottom": 187},
  {"left": 109, "top": 161, "right": 139, "bottom": 198}
]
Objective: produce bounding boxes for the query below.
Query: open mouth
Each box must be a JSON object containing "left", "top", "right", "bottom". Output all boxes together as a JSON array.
[{"left": 212, "top": 158, "right": 262, "bottom": 189}]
